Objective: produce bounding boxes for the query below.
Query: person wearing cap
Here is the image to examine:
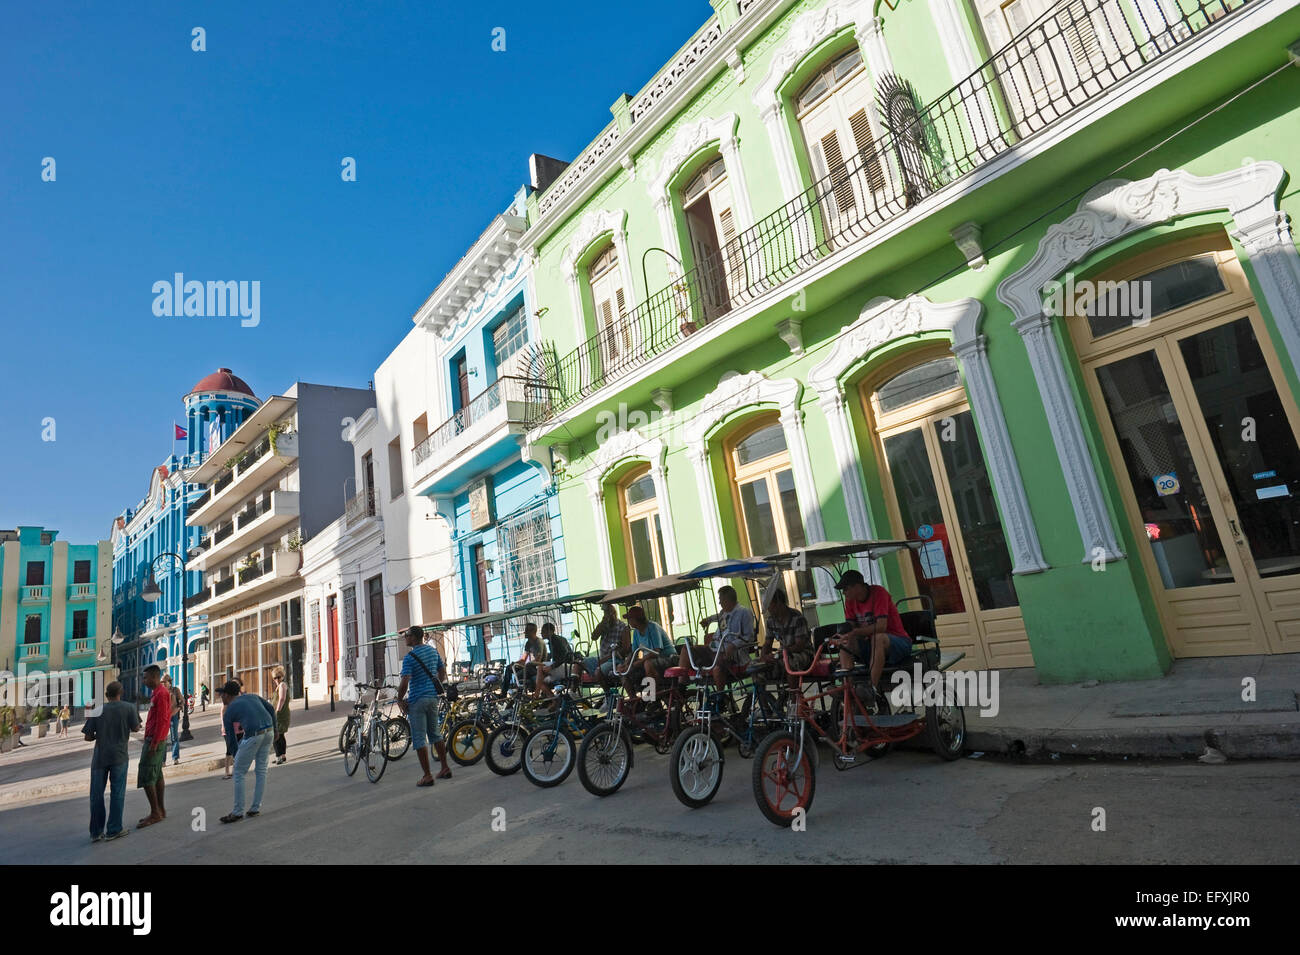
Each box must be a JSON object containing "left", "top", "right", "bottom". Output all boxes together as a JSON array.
[
  {"left": 583, "top": 603, "right": 628, "bottom": 688},
  {"left": 533, "top": 621, "right": 579, "bottom": 698},
  {"left": 621, "top": 605, "right": 673, "bottom": 695},
  {"left": 831, "top": 569, "right": 911, "bottom": 695},
  {"left": 397, "top": 626, "right": 451, "bottom": 787},
  {"left": 215, "top": 680, "right": 276, "bottom": 823}
]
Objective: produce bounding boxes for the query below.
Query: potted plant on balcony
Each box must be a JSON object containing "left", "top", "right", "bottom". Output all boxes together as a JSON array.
[
  {"left": 673, "top": 281, "right": 697, "bottom": 336},
  {"left": 267, "top": 419, "right": 296, "bottom": 456},
  {"left": 237, "top": 552, "right": 261, "bottom": 584}
]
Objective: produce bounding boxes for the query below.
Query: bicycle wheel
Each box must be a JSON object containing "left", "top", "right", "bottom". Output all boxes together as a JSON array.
[
  {"left": 448, "top": 720, "right": 487, "bottom": 766},
  {"left": 670, "top": 727, "right": 724, "bottom": 809},
  {"left": 577, "top": 722, "right": 633, "bottom": 797},
  {"left": 521, "top": 726, "right": 576, "bottom": 788},
  {"left": 484, "top": 723, "right": 527, "bottom": 776},
  {"left": 342, "top": 719, "right": 361, "bottom": 776},
  {"left": 385, "top": 717, "right": 411, "bottom": 761},
  {"left": 365, "top": 720, "right": 388, "bottom": 783},
  {"left": 752, "top": 730, "right": 816, "bottom": 827},
  {"left": 926, "top": 702, "right": 966, "bottom": 760}
]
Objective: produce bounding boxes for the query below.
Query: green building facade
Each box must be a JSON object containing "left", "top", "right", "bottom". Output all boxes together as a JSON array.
[{"left": 518, "top": 0, "right": 1300, "bottom": 682}]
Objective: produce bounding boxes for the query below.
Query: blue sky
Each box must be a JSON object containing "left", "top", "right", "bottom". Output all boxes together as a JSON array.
[{"left": 0, "top": 0, "right": 710, "bottom": 542}]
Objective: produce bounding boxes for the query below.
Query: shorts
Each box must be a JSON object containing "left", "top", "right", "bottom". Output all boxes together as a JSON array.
[
  {"left": 850, "top": 634, "right": 912, "bottom": 667},
  {"left": 407, "top": 695, "right": 443, "bottom": 749},
  {"left": 136, "top": 740, "right": 167, "bottom": 787}
]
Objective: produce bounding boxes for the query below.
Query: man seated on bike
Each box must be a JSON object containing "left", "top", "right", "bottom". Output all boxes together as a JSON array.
[
  {"left": 583, "top": 603, "right": 628, "bottom": 687},
  {"left": 760, "top": 588, "right": 813, "bottom": 689},
  {"left": 519, "top": 622, "right": 545, "bottom": 697},
  {"left": 534, "top": 621, "right": 580, "bottom": 697},
  {"left": 828, "top": 570, "right": 911, "bottom": 702},
  {"left": 620, "top": 604, "right": 674, "bottom": 696},
  {"left": 677, "top": 585, "right": 756, "bottom": 690}
]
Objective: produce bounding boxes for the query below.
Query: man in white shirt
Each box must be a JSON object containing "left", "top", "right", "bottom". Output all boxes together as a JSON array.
[{"left": 676, "top": 585, "right": 756, "bottom": 689}]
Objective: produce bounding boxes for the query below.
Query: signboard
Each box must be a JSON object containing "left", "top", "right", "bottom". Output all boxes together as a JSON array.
[
  {"left": 468, "top": 477, "right": 494, "bottom": 531},
  {"left": 1153, "top": 472, "right": 1180, "bottom": 496}
]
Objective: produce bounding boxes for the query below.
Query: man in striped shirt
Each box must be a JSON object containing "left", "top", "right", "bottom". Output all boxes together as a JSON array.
[{"left": 397, "top": 626, "right": 451, "bottom": 787}]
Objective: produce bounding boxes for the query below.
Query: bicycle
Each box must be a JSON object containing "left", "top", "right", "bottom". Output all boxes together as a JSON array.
[{"left": 342, "top": 679, "right": 400, "bottom": 783}]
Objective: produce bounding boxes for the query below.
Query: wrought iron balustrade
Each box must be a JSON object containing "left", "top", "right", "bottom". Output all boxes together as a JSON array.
[
  {"left": 412, "top": 376, "right": 558, "bottom": 469},
  {"left": 528, "top": 0, "right": 1249, "bottom": 423}
]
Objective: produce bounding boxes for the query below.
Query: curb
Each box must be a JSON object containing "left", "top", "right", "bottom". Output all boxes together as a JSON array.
[
  {"left": 964, "top": 723, "right": 1300, "bottom": 760},
  {"left": 0, "top": 756, "right": 228, "bottom": 810}
]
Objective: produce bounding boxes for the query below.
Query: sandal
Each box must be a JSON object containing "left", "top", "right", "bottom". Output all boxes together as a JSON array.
[
  {"left": 219, "top": 813, "right": 243, "bottom": 824},
  {"left": 436, "top": 768, "right": 452, "bottom": 780},
  {"left": 416, "top": 778, "right": 435, "bottom": 788}
]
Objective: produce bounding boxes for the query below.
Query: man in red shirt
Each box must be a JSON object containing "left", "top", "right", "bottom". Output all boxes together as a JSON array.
[
  {"left": 136, "top": 664, "right": 170, "bottom": 828},
  {"left": 831, "top": 570, "right": 911, "bottom": 697}
]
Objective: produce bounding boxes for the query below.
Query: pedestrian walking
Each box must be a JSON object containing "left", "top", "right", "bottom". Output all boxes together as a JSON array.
[
  {"left": 163, "top": 675, "right": 184, "bottom": 765},
  {"left": 396, "top": 625, "right": 451, "bottom": 787},
  {"left": 82, "top": 681, "right": 140, "bottom": 843},
  {"left": 270, "top": 666, "right": 290, "bottom": 764},
  {"left": 215, "top": 680, "right": 275, "bottom": 823},
  {"left": 135, "top": 665, "right": 170, "bottom": 828},
  {"left": 58, "top": 704, "right": 71, "bottom": 738},
  {"left": 200, "top": 682, "right": 210, "bottom": 710}
]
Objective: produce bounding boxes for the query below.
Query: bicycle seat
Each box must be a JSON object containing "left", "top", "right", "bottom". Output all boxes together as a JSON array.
[
  {"left": 744, "top": 662, "right": 769, "bottom": 675},
  {"left": 663, "top": 667, "right": 692, "bottom": 680},
  {"left": 484, "top": 674, "right": 499, "bottom": 685},
  {"left": 809, "top": 660, "right": 832, "bottom": 679}
]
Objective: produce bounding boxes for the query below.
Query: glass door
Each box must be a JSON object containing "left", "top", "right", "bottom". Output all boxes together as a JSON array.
[{"left": 621, "top": 468, "right": 672, "bottom": 627}]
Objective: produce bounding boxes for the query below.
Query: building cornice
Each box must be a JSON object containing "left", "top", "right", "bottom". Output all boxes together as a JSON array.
[{"left": 412, "top": 212, "right": 529, "bottom": 336}]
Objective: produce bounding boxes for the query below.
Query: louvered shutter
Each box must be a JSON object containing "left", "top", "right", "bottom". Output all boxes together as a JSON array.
[
  {"left": 848, "top": 108, "right": 886, "bottom": 195},
  {"left": 614, "top": 287, "right": 631, "bottom": 352}
]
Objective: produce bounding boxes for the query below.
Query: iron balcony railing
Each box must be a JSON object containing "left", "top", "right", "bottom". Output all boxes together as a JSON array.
[
  {"left": 237, "top": 437, "right": 272, "bottom": 475},
  {"left": 237, "top": 491, "right": 273, "bottom": 529},
  {"left": 528, "top": 0, "right": 1249, "bottom": 423},
  {"left": 213, "top": 470, "right": 234, "bottom": 497},
  {"left": 187, "top": 487, "right": 212, "bottom": 515},
  {"left": 214, "top": 521, "right": 235, "bottom": 545},
  {"left": 184, "top": 589, "right": 210, "bottom": 610},
  {"left": 412, "top": 375, "right": 559, "bottom": 469},
  {"left": 213, "top": 576, "right": 237, "bottom": 597},
  {"left": 344, "top": 489, "right": 376, "bottom": 527}
]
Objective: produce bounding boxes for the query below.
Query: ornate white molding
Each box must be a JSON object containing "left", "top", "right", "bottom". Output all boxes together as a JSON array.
[
  {"left": 560, "top": 208, "right": 637, "bottom": 382},
  {"left": 583, "top": 479, "right": 615, "bottom": 591},
  {"left": 808, "top": 295, "right": 1047, "bottom": 576},
  {"left": 588, "top": 428, "right": 667, "bottom": 477},
  {"left": 684, "top": 370, "right": 834, "bottom": 602},
  {"left": 752, "top": 0, "right": 876, "bottom": 203},
  {"left": 998, "top": 162, "right": 1299, "bottom": 564}
]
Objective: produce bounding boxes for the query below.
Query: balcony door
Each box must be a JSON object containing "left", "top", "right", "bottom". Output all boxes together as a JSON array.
[
  {"left": 796, "top": 47, "right": 889, "bottom": 248},
  {"left": 366, "top": 575, "right": 386, "bottom": 679},
  {"left": 619, "top": 467, "right": 672, "bottom": 627},
  {"left": 681, "top": 157, "right": 738, "bottom": 321},
  {"left": 1074, "top": 240, "right": 1300, "bottom": 657},
  {"left": 973, "top": 0, "right": 1128, "bottom": 133},
  {"left": 865, "top": 354, "right": 1031, "bottom": 670},
  {"left": 588, "top": 245, "right": 632, "bottom": 374}
]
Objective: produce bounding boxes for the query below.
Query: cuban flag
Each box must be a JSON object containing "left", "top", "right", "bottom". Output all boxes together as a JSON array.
[{"left": 174, "top": 423, "right": 188, "bottom": 441}]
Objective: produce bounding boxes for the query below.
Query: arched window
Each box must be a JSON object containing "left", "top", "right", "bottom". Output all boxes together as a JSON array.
[
  {"left": 619, "top": 467, "right": 671, "bottom": 626},
  {"left": 681, "top": 157, "right": 740, "bottom": 318},
  {"left": 795, "top": 47, "right": 886, "bottom": 235},
  {"left": 588, "top": 244, "right": 631, "bottom": 365},
  {"left": 726, "top": 418, "right": 814, "bottom": 605}
]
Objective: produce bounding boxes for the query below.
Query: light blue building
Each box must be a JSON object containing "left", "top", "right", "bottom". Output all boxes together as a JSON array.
[
  {"left": 110, "top": 369, "right": 260, "bottom": 700},
  {"left": 409, "top": 188, "right": 569, "bottom": 665}
]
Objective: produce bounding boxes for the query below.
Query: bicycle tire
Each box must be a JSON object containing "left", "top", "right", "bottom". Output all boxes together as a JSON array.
[
  {"left": 385, "top": 716, "right": 411, "bottom": 761},
  {"left": 365, "top": 720, "right": 388, "bottom": 783},
  {"left": 448, "top": 720, "right": 487, "bottom": 766},
  {"left": 521, "top": 726, "right": 577, "bottom": 788},
  {"left": 484, "top": 722, "right": 527, "bottom": 776},
  {"left": 670, "top": 727, "right": 724, "bottom": 809},
  {"left": 577, "top": 722, "right": 633, "bottom": 797},
  {"left": 752, "top": 729, "right": 815, "bottom": 827},
  {"left": 926, "top": 703, "right": 966, "bottom": 760},
  {"left": 338, "top": 715, "right": 357, "bottom": 754},
  {"left": 343, "top": 720, "right": 361, "bottom": 777}
]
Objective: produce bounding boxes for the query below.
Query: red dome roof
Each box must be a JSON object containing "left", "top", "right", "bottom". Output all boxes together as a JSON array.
[{"left": 188, "top": 368, "right": 255, "bottom": 398}]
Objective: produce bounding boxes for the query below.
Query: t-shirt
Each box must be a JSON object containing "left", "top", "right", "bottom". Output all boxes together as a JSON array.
[
  {"left": 144, "top": 685, "right": 171, "bottom": 744},
  {"left": 82, "top": 701, "right": 141, "bottom": 769},
  {"left": 545, "top": 631, "right": 574, "bottom": 665},
  {"left": 845, "top": 586, "right": 909, "bottom": 643},
  {"left": 593, "top": 618, "right": 628, "bottom": 658},
  {"left": 630, "top": 621, "right": 670, "bottom": 653},
  {"left": 763, "top": 609, "right": 811, "bottom": 652},
  {"left": 708, "top": 605, "right": 756, "bottom": 652},
  {"left": 401, "top": 643, "right": 444, "bottom": 703},
  {"left": 221, "top": 693, "right": 275, "bottom": 739}
]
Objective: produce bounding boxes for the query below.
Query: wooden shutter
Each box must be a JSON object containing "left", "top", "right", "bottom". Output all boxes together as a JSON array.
[
  {"left": 820, "top": 131, "right": 856, "bottom": 217},
  {"left": 614, "top": 287, "right": 631, "bottom": 351},
  {"left": 848, "top": 108, "right": 886, "bottom": 194}
]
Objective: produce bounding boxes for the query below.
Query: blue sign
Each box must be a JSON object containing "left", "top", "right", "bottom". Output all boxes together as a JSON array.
[
  {"left": 917, "top": 524, "right": 935, "bottom": 540},
  {"left": 1253, "top": 470, "right": 1277, "bottom": 480}
]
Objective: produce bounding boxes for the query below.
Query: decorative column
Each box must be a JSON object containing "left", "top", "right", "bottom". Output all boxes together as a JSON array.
[
  {"left": 648, "top": 458, "right": 687, "bottom": 622},
  {"left": 685, "top": 443, "right": 726, "bottom": 562},
  {"left": 950, "top": 334, "right": 1050, "bottom": 573},
  {"left": 1231, "top": 209, "right": 1300, "bottom": 379},
  {"left": 777, "top": 404, "right": 835, "bottom": 603},
  {"left": 815, "top": 390, "right": 881, "bottom": 584},
  {"left": 584, "top": 479, "right": 615, "bottom": 590},
  {"left": 1013, "top": 312, "right": 1123, "bottom": 564}
]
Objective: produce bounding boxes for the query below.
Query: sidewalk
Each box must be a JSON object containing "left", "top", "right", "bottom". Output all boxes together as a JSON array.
[
  {"left": 962, "top": 653, "right": 1300, "bottom": 759},
  {"left": 0, "top": 697, "right": 347, "bottom": 809}
]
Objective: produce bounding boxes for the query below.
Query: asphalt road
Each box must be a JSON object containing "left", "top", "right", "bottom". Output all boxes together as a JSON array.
[{"left": 1, "top": 712, "right": 1296, "bottom": 864}]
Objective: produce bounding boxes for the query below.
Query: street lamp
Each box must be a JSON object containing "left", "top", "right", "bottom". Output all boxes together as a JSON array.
[{"left": 141, "top": 549, "right": 199, "bottom": 741}]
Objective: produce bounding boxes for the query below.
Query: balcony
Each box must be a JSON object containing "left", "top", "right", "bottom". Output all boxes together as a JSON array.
[
  {"left": 190, "top": 548, "right": 300, "bottom": 617},
  {"left": 528, "top": 0, "right": 1253, "bottom": 425},
  {"left": 66, "top": 637, "right": 95, "bottom": 656},
  {"left": 20, "top": 586, "right": 49, "bottom": 603},
  {"left": 17, "top": 642, "right": 49, "bottom": 661},
  {"left": 67, "top": 583, "right": 97, "bottom": 601},
  {"left": 344, "top": 489, "right": 378, "bottom": 529},
  {"left": 187, "top": 431, "right": 299, "bottom": 527},
  {"left": 411, "top": 376, "right": 558, "bottom": 494},
  {"left": 187, "top": 487, "right": 212, "bottom": 516},
  {"left": 192, "top": 490, "right": 299, "bottom": 572},
  {"left": 184, "top": 589, "right": 211, "bottom": 611}
]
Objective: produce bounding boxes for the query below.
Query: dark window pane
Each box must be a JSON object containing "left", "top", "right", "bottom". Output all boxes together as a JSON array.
[
  {"left": 882, "top": 429, "right": 966, "bottom": 614},
  {"left": 1086, "top": 255, "right": 1226, "bottom": 338},
  {"left": 875, "top": 357, "right": 961, "bottom": 413},
  {"left": 735, "top": 423, "right": 787, "bottom": 465}
]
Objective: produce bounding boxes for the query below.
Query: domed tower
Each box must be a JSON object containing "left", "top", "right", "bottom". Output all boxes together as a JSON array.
[{"left": 182, "top": 368, "right": 261, "bottom": 465}]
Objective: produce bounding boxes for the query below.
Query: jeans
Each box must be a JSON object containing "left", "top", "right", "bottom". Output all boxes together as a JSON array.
[
  {"left": 407, "top": 695, "right": 442, "bottom": 749},
  {"left": 89, "top": 761, "right": 128, "bottom": 837},
  {"left": 169, "top": 713, "right": 181, "bottom": 761},
  {"left": 232, "top": 729, "right": 273, "bottom": 816}
]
